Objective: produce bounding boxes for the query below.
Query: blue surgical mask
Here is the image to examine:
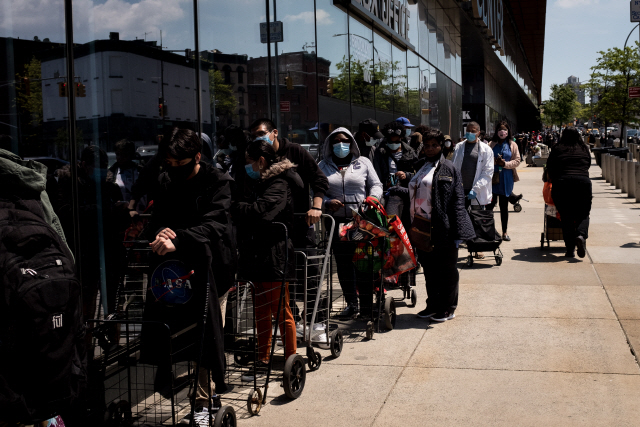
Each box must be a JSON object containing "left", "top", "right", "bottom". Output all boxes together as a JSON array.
[
  {"left": 333, "top": 142, "right": 351, "bottom": 158},
  {"left": 254, "top": 131, "right": 273, "bottom": 145},
  {"left": 405, "top": 129, "right": 411, "bottom": 137},
  {"left": 229, "top": 144, "right": 237, "bottom": 152},
  {"left": 245, "top": 164, "right": 261, "bottom": 180},
  {"left": 466, "top": 132, "right": 477, "bottom": 142},
  {"left": 386, "top": 142, "right": 401, "bottom": 150},
  {"left": 366, "top": 138, "right": 378, "bottom": 147},
  {"left": 313, "top": 131, "right": 319, "bottom": 140}
]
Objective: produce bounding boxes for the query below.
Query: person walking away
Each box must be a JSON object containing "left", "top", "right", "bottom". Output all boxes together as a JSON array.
[
  {"left": 232, "top": 140, "right": 302, "bottom": 376},
  {"left": 145, "top": 128, "right": 236, "bottom": 425},
  {"left": 373, "top": 120, "right": 419, "bottom": 291},
  {"left": 248, "top": 119, "right": 329, "bottom": 340},
  {"left": 354, "top": 118, "right": 384, "bottom": 163},
  {"left": 451, "top": 121, "right": 494, "bottom": 258},
  {"left": 545, "top": 127, "right": 592, "bottom": 258},
  {"left": 488, "top": 121, "right": 521, "bottom": 241},
  {"left": 409, "top": 130, "right": 475, "bottom": 322},
  {"left": 318, "top": 128, "right": 383, "bottom": 318}
]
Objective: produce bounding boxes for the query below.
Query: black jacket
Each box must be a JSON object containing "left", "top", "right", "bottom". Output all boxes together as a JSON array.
[
  {"left": 232, "top": 159, "right": 304, "bottom": 281},
  {"left": 372, "top": 140, "right": 419, "bottom": 188},
  {"left": 410, "top": 157, "right": 476, "bottom": 246},
  {"left": 546, "top": 144, "right": 591, "bottom": 182}
]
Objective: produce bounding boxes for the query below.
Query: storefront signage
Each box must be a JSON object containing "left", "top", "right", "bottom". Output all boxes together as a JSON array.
[
  {"left": 471, "top": 0, "right": 504, "bottom": 55},
  {"left": 280, "top": 100, "right": 291, "bottom": 112},
  {"left": 335, "top": 0, "right": 414, "bottom": 49}
]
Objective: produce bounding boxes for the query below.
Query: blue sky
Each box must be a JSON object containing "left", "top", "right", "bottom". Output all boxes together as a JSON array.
[{"left": 541, "top": 0, "right": 638, "bottom": 101}]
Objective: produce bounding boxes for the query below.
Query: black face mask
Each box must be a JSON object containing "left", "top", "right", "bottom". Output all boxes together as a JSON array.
[{"left": 166, "top": 158, "right": 196, "bottom": 183}]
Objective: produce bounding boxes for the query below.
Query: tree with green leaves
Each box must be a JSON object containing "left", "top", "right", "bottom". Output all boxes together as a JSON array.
[
  {"left": 331, "top": 56, "right": 407, "bottom": 111},
  {"left": 589, "top": 44, "right": 640, "bottom": 135},
  {"left": 542, "top": 83, "right": 579, "bottom": 128},
  {"left": 16, "top": 57, "right": 43, "bottom": 128},
  {"left": 209, "top": 69, "right": 237, "bottom": 123}
]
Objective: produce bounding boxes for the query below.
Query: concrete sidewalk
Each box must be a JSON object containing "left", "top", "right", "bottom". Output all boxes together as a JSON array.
[{"left": 235, "top": 156, "right": 640, "bottom": 426}]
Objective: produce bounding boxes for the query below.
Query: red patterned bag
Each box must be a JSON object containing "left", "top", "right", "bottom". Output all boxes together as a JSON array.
[{"left": 383, "top": 215, "right": 417, "bottom": 283}]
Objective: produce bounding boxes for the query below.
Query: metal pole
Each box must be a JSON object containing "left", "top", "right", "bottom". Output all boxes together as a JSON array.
[
  {"left": 265, "top": 0, "right": 273, "bottom": 119},
  {"left": 274, "top": 0, "right": 282, "bottom": 135},
  {"left": 193, "top": 0, "right": 203, "bottom": 137},
  {"left": 63, "top": 0, "right": 83, "bottom": 284},
  {"left": 622, "top": 24, "right": 639, "bottom": 148}
]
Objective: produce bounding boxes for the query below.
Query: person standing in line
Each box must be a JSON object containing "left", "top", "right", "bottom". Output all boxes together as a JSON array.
[
  {"left": 395, "top": 116, "right": 415, "bottom": 141},
  {"left": 451, "top": 121, "right": 493, "bottom": 258},
  {"left": 488, "top": 121, "right": 520, "bottom": 242},
  {"left": 545, "top": 127, "right": 592, "bottom": 258},
  {"left": 410, "top": 130, "right": 475, "bottom": 322},
  {"left": 354, "top": 118, "right": 384, "bottom": 163},
  {"left": 318, "top": 128, "right": 383, "bottom": 318}
]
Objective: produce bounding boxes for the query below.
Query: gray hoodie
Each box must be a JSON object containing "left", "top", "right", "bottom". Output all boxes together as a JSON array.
[
  {"left": 318, "top": 127, "right": 383, "bottom": 219},
  {"left": 0, "top": 149, "right": 69, "bottom": 250}
]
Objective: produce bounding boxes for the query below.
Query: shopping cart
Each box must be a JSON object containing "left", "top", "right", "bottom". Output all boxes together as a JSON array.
[
  {"left": 540, "top": 204, "right": 563, "bottom": 249},
  {"left": 465, "top": 201, "right": 504, "bottom": 267},
  {"left": 292, "top": 214, "right": 344, "bottom": 370},
  {"left": 225, "top": 222, "right": 307, "bottom": 416}
]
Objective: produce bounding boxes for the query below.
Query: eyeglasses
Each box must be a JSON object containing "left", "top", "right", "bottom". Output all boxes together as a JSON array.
[{"left": 386, "top": 129, "right": 402, "bottom": 135}]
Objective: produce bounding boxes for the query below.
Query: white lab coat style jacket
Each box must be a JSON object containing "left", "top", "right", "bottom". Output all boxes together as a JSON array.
[{"left": 451, "top": 139, "right": 494, "bottom": 205}]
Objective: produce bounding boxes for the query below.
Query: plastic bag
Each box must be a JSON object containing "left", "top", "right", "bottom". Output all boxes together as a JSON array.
[{"left": 383, "top": 215, "right": 417, "bottom": 283}]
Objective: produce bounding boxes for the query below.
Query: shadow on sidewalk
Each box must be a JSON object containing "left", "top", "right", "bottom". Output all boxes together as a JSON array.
[{"left": 511, "top": 247, "right": 581, "bottom": 263}]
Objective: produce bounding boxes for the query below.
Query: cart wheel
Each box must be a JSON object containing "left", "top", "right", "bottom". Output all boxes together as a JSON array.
[
  {"left": 365, "top": 321, "right": 374, "bottom": 340},
  {"left": 466, "top": 255, "right": 474, "bottom": 267},
  {"left": 283, "top": 354, "right": 306, "bottom": 399},
  {"left": 213, "top": 405, "right": 237, "bottom": 427},
  {"left": 540, "top": 233, "right": 545, "bottom": 250},
  {"left": 307, "top": 351, "right": 322, "bottom": 371},
  {"left": 106, "top": 400, "right": 132, "bottom": 425},
  {"left": 384, "top": 297, "right": 396, "bottom": 331},
  {"left": 496, "top": 256, "right": 503, "bottom": 266},
  {"left": 514, "top": 203, "right": 522, "bottom": 213},
  {"left": 330, "top": 329, "right": 344, "bottom": 358},
  {"left": 246, "top": 388, "right": 262, "bottom": 415},
  {"left": 409, "top": 288, "right": 417, "bottom": 307}
]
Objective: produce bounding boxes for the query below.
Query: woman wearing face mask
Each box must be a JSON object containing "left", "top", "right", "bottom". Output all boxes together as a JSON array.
[
  {"left": 410, "top": 130, "right": 475, "bottom": 322},
  {"left": 318, "top": 128, "right": 383, "bottom": 318},
  {"left": 231, "top": 139, "right": 304, "bottom": 369},
  {"left": 488, "top": 121, "right": 520, "bottom": 241}
]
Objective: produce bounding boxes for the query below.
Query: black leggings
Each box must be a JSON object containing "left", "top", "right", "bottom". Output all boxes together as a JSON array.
[{"left": 487, "top": 194, "right": 509, "bottom": 233}]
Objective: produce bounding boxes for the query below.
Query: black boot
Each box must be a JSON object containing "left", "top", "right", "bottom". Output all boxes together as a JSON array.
[{"left": 339, "top": 303, "right": 359, "bottom": 318}]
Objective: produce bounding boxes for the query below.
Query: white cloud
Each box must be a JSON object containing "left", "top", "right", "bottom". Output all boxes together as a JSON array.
[
  {"left": 555, "top": 0, "right": 599, "bottom": 9},
  {"left": 284, "top": 9, "right": 333, "bottom": 26}
]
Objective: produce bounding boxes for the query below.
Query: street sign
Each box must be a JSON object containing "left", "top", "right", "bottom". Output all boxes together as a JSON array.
[
  {"left": 280, "top": 100, "right": 290, "bottom": 112},
  {"left": 629, "top": 86, "right": 640, "bottom": 98},
  {"left": 260, "top": 21, "right": 283, "bottom": 43},
  {"left": 632, "top": 0, "right": 640, "bottom": 22}
]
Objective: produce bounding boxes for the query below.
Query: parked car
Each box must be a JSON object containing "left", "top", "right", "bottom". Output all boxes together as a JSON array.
[
  {"left": 626, "top": 129, "right": 639, "bottom": 144},
  {"left": 136, "top": 145, "right": 158, "bottom": 165}
]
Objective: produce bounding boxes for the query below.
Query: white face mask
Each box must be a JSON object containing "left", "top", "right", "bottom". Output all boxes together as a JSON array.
[
  {"left": 365, "top": 138, "right": 379, "bottom": 147},
  {"left": 444, "top": 140, "right": 452, "bottom": 148}
]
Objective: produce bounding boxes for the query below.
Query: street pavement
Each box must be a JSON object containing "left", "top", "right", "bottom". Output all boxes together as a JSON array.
[{"left": 223, "top": 154, "right": 640, "bottom": 426}]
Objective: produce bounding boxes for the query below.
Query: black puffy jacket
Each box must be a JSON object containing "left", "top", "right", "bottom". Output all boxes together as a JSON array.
[
  {"left": 232, "top": 159, "right": 304, "bottom": 281},
  {"left": 409, "top": 157, "right": 476, "bottom": 246}
]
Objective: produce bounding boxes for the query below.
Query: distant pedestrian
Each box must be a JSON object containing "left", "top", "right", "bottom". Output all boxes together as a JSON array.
[{"left": 545, "top": 127, "right": 592, "bottom": 258}]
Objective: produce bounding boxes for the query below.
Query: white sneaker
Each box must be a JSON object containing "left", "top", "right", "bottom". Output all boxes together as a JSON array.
[
  {"left": 192, "top": 407, "right": 212, "bottom": 427},
  {"left": 312, "top": 332, "right": 331, "bottom": 349},
  {"left": 312, "top": 322, "right": 326, "bottom": 331}
]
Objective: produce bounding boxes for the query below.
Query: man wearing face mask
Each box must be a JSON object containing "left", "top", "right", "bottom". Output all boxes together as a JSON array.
[
  {"left": 395, "top": 117, "right": 415, "bottom": 141},
  {"left": 249, "top": 118, "right": 330, "bottom": 331},
  {"left": 145, "top": 128, "right": 236, "bottom": 421},
  {"left": 452, "top": 121, "right": 494, "bottom": 209},
  {"left": 354, "top": 118, "right": 384, "bottom": 163}
]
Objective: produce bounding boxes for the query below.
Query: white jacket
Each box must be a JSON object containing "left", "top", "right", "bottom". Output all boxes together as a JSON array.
[{"left": 451, "top": 139, "right": 494, "bottom": 205}]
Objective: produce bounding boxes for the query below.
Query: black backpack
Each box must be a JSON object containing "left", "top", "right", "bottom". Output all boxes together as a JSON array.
[{"left": 0, "top": 198, "right": 86, "bottom": 423}]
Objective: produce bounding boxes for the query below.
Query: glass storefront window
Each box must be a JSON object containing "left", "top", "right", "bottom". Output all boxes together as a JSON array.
[
  {"left": 407, "top": 51, "right": 421, "bottom": 124},
  {"left": 373, "top": 29, "right": 393, "bottom": 125},
  {"left": 348, "top": 15, "right": 374, "bottom": 110},
  {"left": 392, "top": 44, "right": 408, "bottom": 117},
  {"left": 316, "top": 0, "right": 350, "bottom": 133},
  {"left": 427, "top": 0, "right": 438, "bottom": 68}
]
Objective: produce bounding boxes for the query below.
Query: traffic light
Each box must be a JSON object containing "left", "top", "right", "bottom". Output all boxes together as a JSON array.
[
  {"left": 76, "top": 83, "right": 86, "bottom": 97},
  {"left": 58, "top": 82, "right": 68, "bottom": 97},
  {"left": 285, "top": 75, "right": 293, "bottom": 90},
  {"left": 22, "top": 77, "right": 30, "bottom": 96},
  {"left": 327, "top": 78, "right": 334, "bottom": 96},
  {"left": 158, "top": 97, "right": 164, "bottom": 118}
]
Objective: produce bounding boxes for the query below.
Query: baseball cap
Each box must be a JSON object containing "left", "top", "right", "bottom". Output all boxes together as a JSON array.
[
  {"left": 358, "top": 118, "right": 384, "bottom": 139},
  {"left": 395, "top": 117, "right": 414, "bottom": 127},
  {"left": 444, "top": 134, "right": 452, "bottom": 141}
]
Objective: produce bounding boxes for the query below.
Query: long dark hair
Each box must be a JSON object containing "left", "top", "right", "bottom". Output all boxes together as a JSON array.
[
  {"left": 246, "top": 139, "right": 278, "bottom": 168},
  {"left": 491, "top": 120, "right": 512, "bottom": 143},
  {"left": 559, "top": 127, "right": 588, "bottom": 151}
]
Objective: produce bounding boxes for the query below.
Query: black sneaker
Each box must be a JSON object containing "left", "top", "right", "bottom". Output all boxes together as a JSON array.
[
  {"left": 576, "top": 236, "right": 586, "bottom": 258},
  {"left": 430, "top": 311, "right": 455, "bottom": 322},
  {"left": 241, "top": 360, "right": 268, "bottom": 382},
  {"left": 564, "top": 251, "right": 575, "bottom": 258},
  {"left": 416, "top": 308, "right": 436, "bottom": 318},
  {"left": 339, "top": 304, "right": 359, "bottom": 318}
]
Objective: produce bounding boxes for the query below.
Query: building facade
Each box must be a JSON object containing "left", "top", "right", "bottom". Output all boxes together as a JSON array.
[{"left": 566, "top": 75, "right": 586, "bottom": 105}]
